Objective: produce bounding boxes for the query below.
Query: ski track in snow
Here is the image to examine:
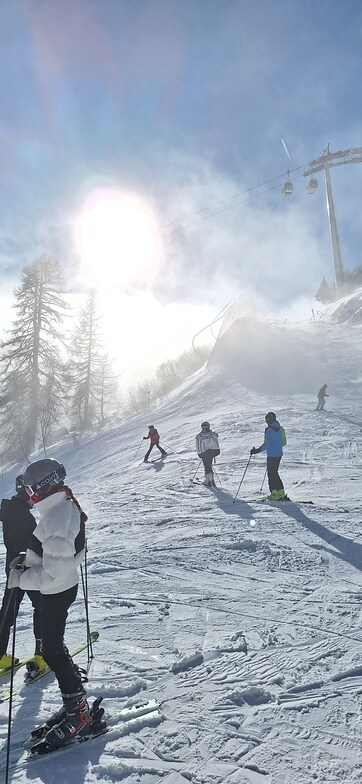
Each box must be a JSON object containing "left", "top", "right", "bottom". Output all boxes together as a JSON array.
[{"left": 1, "top": 328, "right": 362, "bottom": 782}]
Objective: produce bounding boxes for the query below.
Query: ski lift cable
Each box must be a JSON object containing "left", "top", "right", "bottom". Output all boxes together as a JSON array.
[
  {"left": 61, "top": 169, "right": 307, "bottom": 282},
  {"left": 161, "top": 163, "right": 306, "bottom": 231},
  {"left": 161, "top": 172, "right": 306, "bottom": 237},
  {"left": 192, "top": 300, "right": 234, "bottom": 358}
]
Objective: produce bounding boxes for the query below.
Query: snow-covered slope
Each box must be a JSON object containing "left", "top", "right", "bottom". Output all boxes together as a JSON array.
[
  {"left": 320, "top": 286, "right": 362, "bottom": 324},
  {"left": 1, "top": 317, "right": 362, "bottom": 783},
  {"left": 209, "top": 314, "right": 362, "bottom": 396}
]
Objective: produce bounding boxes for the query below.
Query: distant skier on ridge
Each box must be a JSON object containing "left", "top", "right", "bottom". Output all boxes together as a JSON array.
[
  {"left": 316, "top": 384, "right": 329, "bottom": 411},
  {"left": 143, "top": 425, "right": 167, "bottom": 462},
  {"left": 250, "top": 412, "right": 289, "bottom": 501},
  {"left": 196, "top": 421, "right": 220, "bottom": 486}
]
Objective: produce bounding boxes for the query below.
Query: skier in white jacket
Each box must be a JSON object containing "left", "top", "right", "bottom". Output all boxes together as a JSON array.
[
  {"left": 7, "top": 458, "right": 98, "bottom": 752},
  {"left": 195, "top": 421, "right": 220, "bottom": 486}
]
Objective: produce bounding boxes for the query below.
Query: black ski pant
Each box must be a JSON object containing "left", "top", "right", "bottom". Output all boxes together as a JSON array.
[
  {"left": 0, "top": 584, "right": 42, "bottom": 656},
  {"left": 40, "top": 585, "right": 82, "bottom": 696},
  {"left": 267, "top": 456, "right": 284, "bottom": 492},
  {"left": 144, "top": 443, "right": 166, "bottom": 460},
  {"left": 201, "top": 449, "right": 220, "bottom": 474}
]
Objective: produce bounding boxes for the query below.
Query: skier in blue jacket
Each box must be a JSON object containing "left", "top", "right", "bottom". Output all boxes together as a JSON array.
[{"left": 250, "top": 412, "right": 289, "bottom": 501}]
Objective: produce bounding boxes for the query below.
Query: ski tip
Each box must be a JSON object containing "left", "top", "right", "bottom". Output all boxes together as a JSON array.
[{"left": 90, "top": 631, "right": 100, "bottom": 641}]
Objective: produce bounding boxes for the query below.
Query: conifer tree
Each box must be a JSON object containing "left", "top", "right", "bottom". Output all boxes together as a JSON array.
[
  {"left": 315, "top": 277, "right": 335, "bottom": 304},
  {"left": 69, "top": 291, "right": 117, "bottom": 430},
  {"left": 97, "top": 353, "right": 119, "bottom": 424},
  {"left": 0, "top": 256, "right": 69, "bottom": 462}
]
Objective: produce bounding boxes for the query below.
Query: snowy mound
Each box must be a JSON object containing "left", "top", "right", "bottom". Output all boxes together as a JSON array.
[
  {"left": 208, "top": 315, "right": 362, "bottom": 395},
  {"left": 320, "top": 286, "right": 362, "bottom": 324}
]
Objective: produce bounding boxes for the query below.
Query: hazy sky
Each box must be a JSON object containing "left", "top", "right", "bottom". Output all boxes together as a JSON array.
[{"left": 0, "top": 0, "right": 361, "bottom": 381}]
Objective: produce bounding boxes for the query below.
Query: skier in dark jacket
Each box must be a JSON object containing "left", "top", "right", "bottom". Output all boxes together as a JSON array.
[
  {"left": 0, "top": 476, "right": 45, "bottom": 675},
  {"left": 250, "top": 412, "right": 289, "bottom": 501},
  {"left": 143, "top": 425, "right": 166, "bottom": 462},
  {"left": 316, "top": 384, "right": 329, "bottom": 411}
]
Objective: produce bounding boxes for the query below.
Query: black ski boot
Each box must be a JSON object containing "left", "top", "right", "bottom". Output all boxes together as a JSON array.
[
  {"left": 26, "top": 696, "right": 104, "bottom": 750},
  {"left": 24, "top": 664, "right": 88, "bottom": 742},
  {"left": 24, "top": 706, "right": 67, "bottom": 747},
  {"left": 28, "top": 695, "right": 105, "bottom": 754},
  {"left": 31, "top": 691, "right": 91, "bottom": 753}
]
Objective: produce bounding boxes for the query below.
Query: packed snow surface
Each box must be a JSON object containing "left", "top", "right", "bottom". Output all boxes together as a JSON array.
[{"left": 1, "top": 317, "right": 362, "bottom": 783}]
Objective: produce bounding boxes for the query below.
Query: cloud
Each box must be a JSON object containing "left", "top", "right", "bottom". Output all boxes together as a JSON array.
[{"left": 149, "top": 151, "right": 328, "bottom": 310}]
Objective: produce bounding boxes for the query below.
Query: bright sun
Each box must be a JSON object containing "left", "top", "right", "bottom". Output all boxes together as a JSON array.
[{"left": 76, "top": 188, "right": 160, "bottom": 288}]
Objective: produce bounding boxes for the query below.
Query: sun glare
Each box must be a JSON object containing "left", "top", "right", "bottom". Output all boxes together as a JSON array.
[{"left": 76, "top": 188, "right": 160, "bottom": 288}]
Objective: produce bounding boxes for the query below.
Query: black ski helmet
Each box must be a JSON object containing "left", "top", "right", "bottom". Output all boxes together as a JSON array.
[
  {"left": 15, "top": 474, "right": 29, "bottom": 500},
  {"left": 201, "top": 421, "right": 210, "bottom": 430},
  {"left": 23, "top": 458, "right": 66, "bottom": 503},
  {"left": 15, "top": 474, "right": 24, "bottom": 493},
  {"left": 265, "top": 412, "right": 277, "bottom": 424}
]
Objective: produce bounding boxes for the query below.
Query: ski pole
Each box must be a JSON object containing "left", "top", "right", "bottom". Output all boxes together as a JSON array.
[
  {"left": 80, "top": 542, "right": 93, "bottom": 663},
  {"left": 0, "top": 586, "right": 15, "bottom": 642},
  {"left": 233, "top": 455, "right": 252, "bottom": 503},
  {"left": 191, "top": 460, "right": 202, "bottom": 481},
  {"left": 260, "top": 467, "right": 267, "bottom": 492},
  {"left": 4, "top": 588, "right": 18, "bottom": 784},
  {"left": 159, "top": 441, "right": 176, "bottom": 454},
  {"left": 213, "top": 464, "right": 222, "bottom": 490},
  {"left": 134, "top": 440, "right": 144, "bottom": 460}
]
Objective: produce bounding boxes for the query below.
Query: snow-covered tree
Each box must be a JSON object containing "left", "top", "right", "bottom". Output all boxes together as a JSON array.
[
  {"left": 0, "top": 256, "right": 69, "bottom": 462},
  {"left": 124, "top": 381, "right": 151, "bottom": 416},
  {"left": 69, "top": 292, "right": 118, "bottom": 430},
  {"left": 315, "top": 277, "right": 336, "bottom": 304},
  {"left": 97, "top": 353, "right": 119, "bottom": 424}
]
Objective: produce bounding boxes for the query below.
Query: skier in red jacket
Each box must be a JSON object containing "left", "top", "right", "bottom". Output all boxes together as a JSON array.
[{"left": 143, "top": 426, "right": 167, "bottom": 462}]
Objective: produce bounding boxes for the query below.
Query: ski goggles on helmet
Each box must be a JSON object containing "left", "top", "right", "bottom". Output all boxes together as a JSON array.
[{"left": 24, "top": 466, "right": 66, "bottom": 504}]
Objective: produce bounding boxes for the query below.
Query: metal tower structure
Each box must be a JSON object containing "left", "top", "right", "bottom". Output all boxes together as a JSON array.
[{"left": 303, "top": 145, "right": 362, "bottom": 293}]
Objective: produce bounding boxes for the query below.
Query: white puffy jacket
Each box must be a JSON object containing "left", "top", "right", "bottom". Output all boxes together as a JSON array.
[
  {"left": 196, "top": 430, "right": 220, "bottom": 454},
  {"left": 18, "top": 491, "right": 85, "bottom": 595}
]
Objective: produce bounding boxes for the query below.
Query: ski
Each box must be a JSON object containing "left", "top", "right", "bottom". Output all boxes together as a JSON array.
[
  {"left": 0, "top": 697, "right": 160, "bottom": 773},
  {"left": 30, "top": 722, "right": 107, "bottom": 757},
  {"left": 190, "top": 478, "right": 217, "bottom": 489},
  {"left": 144, "top": 454, "right": 167, "bottom": 464},
  {"left": 263, "top": 498, "right": 314, "bottom": 505},
  {"left": 0, "top": 631, "right": 99, "bottom": 703},
  {"left": 240, "top": 498, "right": 314, "bottom": 505},
  {"left": 0, "top": 724, "right": 108, "bottom": 771}
]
